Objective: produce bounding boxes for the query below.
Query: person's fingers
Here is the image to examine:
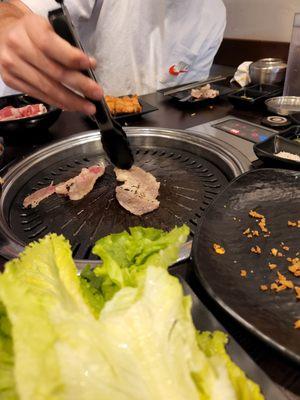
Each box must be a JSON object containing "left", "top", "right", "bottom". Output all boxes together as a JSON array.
[
  {"left": 3, "top": 56, "right": 96, "bottom": 114},
  {"left": 21, "top": 16, "right": 93, "bottom": 70},
  {"left": 0, "top": 71, "right": 65, "bottom": 109},
  {"left": 12, "top": 33, "right": 102, "bottom": 100}
]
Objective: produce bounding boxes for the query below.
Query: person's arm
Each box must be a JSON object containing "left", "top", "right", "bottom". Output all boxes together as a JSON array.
[{"left": 0, "top": 0, "right": 102, "bottom": 114}]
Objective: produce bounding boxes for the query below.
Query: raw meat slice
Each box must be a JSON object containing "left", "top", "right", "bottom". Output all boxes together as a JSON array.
[
  {"left": 0, "top": 106, "right": 20, "bottom": 121},
  {"left": 0, "top": 104, "right": 47, "bottom": 122},
  {"left": 55, "top": 165, "right": 105, "bottom": 201},
  {"left": 23, "top": 183, "right": 55, "bottom": 208},
  {"left": 114, "top": 166, "right": 160, "bottom": 216},
  {"left": 18, "top": 104, "right": 47, "bottom": 118}
]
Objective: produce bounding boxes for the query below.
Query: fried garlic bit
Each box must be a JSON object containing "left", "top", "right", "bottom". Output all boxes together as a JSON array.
[
  {"left": 295, "top": 286, "right": 300, "bottom": 300},
  {"left": 240, "top": 269, "right": 247, "bottom": 278},
  {"left": 249, "top": 210, "right": 264, "bottom": 219},
  {"left": 249, "top": 210, "right": 269, "bottom": 234},
  {"left": 243, "top": 228, "right": 259, "bottom": 238},
  {"left": 271, "top": 272, "right": 294, "bottom": 292},
  {"left": 288, "top": 258, "right": 300, "bottom": 277},
  {"left": 270, "top": 248, "right": 283, "bottom": 257},
  {"left": 260, "top": 284, "right": 268, "bottom": 291},
  {"left": 251, "top": 245, "right": 261, "bottom": 255},
  {"left": 294, "top": 320, "right": 300, "bottom": 329},
  {"left": 268, "top": 263, "right": 277, "bottom": 270},
  {"left": 243, "top": 228, "right": 251, "bottom": 235},
  {"left": 213, "top": 243, "right": 225, "bottom": 255},
  {"left": 288, "top": 220, "right": 300, "bottom": 228}
]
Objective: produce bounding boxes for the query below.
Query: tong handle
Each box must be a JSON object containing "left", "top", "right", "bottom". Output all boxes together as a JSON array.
[{"left": 48, "top": 7, "right": 114, "bottom": 130}]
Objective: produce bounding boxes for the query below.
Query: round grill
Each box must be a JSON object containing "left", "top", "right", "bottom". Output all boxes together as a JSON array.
[{"left": 0, "top": 128, "right": 251, "bottom": 260}]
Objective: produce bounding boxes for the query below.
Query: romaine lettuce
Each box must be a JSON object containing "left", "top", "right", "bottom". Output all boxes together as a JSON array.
[
  {"left": 0, "top": 228, "right": 265, "bottom": 400},
  {"left": 0, "top": 302, "right": 18, "bottom": 400}
]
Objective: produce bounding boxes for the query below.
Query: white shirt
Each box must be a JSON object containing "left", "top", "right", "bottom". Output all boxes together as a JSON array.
[{"left": 0, "top": 0, "right": 226, "bottom": 96}]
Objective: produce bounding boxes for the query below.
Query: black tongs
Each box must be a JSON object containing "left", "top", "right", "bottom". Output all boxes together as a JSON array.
[{"left": 48, "top": 1, "right": 134, "bottom": 169}]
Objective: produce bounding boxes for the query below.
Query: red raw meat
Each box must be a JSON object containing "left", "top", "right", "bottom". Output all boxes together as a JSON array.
[
  {"left": 0, "top": 103, "right": 47, "bottom": 122},
  {"left": 0, "top": 106, "right": 20, "bottom": 121}
]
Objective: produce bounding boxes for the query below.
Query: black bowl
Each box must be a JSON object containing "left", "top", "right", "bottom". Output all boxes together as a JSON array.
[{"left": 0, "top": 94, "right": 61, "bottom": 134}]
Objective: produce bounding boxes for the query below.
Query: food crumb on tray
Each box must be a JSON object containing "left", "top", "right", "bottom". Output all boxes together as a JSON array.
[
  {"left": 251, "top": 245, "right": 261, "bottom": 254},
  {"left": 249, "top": 210, "right": 264, "bottom": 219},
  {"left": 288, "top": 220, "right": 300, "bottom": 228},
  {"left": 275, "top": 151, "right": 300, "bottom": 162},
  {"left": 288, "top": 258, "right": 300, "bottom": 277},
  {"left": 295, "top": 286, "right": 300, "bottom": 300},
  {"left": 268, "top": 263, "right": 277, "bottom": 270},
  {"left": 240, "top": 269, "right": 247, "bottom": 278},
  {"left": 294, "top": 320, "right": 300, "bottom": 329},
  {"left": 213, "top": 243, "right": 225, "bottom": 254},
  {"left": 270, "top": 248, "right": 283, "bottom": 257},
  {"left": 260, "top": 284, "right": 268, "bottom": 291}
]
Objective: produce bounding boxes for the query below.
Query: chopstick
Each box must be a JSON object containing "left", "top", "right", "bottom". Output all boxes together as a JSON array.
[{"left": 162, "top": 75, "right": 227, "bottom": 96}]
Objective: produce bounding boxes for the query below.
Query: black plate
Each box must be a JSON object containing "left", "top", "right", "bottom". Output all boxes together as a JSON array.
[
  {"left": 163, "top": 83, "right": 236, "bottom": 103},
  {"left": 0, "top": 94, "right": 61, "bottom": 134},
  {"left": 113, "top": 98, "right": 158, "bottom": 120},
  {"left": 192, "top": 169, "right": 300, "bottom": 364},
  {"left": 254, "top": 130, "right": 300, "bottom": 169},
  {"left": 181, "top": 278, "right": 287, "bottom": 399},
  {"left": 227, "top": 84, "right": 282, "bottom": 110}
]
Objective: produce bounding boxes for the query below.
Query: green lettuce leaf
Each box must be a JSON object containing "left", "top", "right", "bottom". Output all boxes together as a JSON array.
[
  {"left": 0, "top": 234, "right": 92, "bottom": 400},
  {"left": 0, "top": 229, "right": 264, "bottom": 400},
  {"left": 0, "top": 302, "right": 18, "bottom": 400},
  {"left": 85, "top": 225, "right": 190, "bottom": 307},
  {"left": 196, "top": 331, "right": 264, "bottom": 400}
]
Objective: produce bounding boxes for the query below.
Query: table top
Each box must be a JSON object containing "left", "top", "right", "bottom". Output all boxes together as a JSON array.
[{"left": 0, "top": 83, "right": 299, "bottom": 400}]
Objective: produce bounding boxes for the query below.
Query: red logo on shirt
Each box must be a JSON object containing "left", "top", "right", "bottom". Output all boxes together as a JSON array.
[{"left": 169, "top": 62, "right": 189, "bottom": 76}]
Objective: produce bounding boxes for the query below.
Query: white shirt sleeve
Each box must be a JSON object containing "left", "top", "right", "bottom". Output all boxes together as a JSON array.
[
  {"left": 20, "top": 0, "right": 96, "bottom": 23},
  {"left": 20, "top": 0, "right": 58, "bottom": 18}
]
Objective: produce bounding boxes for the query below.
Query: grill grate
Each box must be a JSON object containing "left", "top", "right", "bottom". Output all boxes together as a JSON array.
[{"left": 9, "top": 145, "right": 228, "bottom": 259}]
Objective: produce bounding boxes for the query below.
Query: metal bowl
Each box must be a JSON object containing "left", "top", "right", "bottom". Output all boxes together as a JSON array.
[
  {"left": 265, "top": 96, "right": 300, "bottom": 116},
  {"left": 249, "top": 58, "right": 287, "bottom": 85}
]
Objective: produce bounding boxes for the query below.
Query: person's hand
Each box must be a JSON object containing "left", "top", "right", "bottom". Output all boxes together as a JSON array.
[{"left": 0, "top": 14, "right": 102, "bottom": 115}]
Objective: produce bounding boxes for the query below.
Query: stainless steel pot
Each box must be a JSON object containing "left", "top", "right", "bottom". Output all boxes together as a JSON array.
[{"left": 249, "top": 58, "right": 287, "bottom": 85}]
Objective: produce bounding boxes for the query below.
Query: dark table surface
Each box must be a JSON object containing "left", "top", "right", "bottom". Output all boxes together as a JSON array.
[{"left": 0, "top": 75, "right": 299, "bottom": 399}]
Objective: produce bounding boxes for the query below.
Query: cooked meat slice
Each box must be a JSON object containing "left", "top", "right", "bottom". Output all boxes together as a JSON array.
[
  {"left": 191, "top": 84, "right": 219, "bottom": 100},
  {"left": 55, "top": 165, "right": 105, "bottom": 201},
  {"left": 114, "top": 166, "right": 160, "bottom": 216},
  {"left": 23, "top": 183, "right": 55, "bottom": 208}
]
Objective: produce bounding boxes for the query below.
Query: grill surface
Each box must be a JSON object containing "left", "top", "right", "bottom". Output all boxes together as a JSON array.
[{"left": 0, "top": 128, "right": 251, "bottom": 260}]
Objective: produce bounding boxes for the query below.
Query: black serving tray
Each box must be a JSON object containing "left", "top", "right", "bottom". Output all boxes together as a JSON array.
[
  {"left": 228, "top": 84, "right": 282, "bottom": 110},
  {"left": 0, "top": 94, "right": 61, "bottom": 134},
  {"left": 113, "top": 98, "right": 158, "bottom": 121},
  {"left": 182, "top": 278, "right": 287, "bottom": 399},
  {"left": 278, "top": 125, "right": 300, "bottom": 142},
  {"left": 192, "top": 168, "right": 300, "bottom": 365},
  {"left": 254, "top": 127, "right": 300, "bottom": 169},
  {"left": 166, "top": 83, "right": 237, "bottom": 103}
]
